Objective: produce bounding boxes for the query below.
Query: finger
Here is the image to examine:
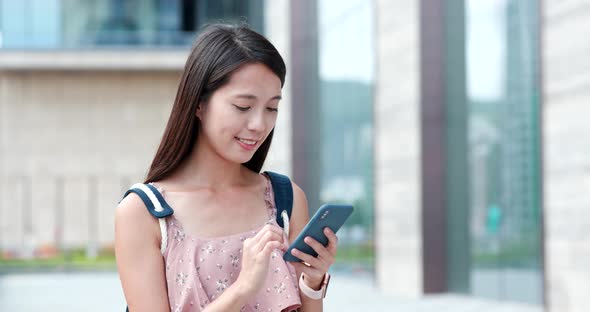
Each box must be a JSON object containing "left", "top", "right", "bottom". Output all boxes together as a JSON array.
[
  {"left": 256, "top": 231, "right": 285, "bottom": 252},
  {"left": 259, "top": 224, "right": 283, "bottom": 237},
  {"left": 291, "top": 248, "right": 325, "bottom": 270},
  {"left": 324, "top": 227, "right": 339, "bottom": 255},
  {"left": 251, "top": 224, "right": 283, "bottom": 243},
  {"left": 262, "top": 240, "right": 284, "bottom": 256},
  {"left": 304, "top": 236, "right": 333, "bottom": 263},
  {"left": 291, "top": 262, "right": 313, "bottom": 275}
]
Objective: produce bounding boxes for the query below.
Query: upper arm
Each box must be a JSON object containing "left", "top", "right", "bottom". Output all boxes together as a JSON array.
[
  {"left": 287, "top": 181, "right": 310, "bottom": 252},
  {"left": 115, "top": 193, "right": 171, "bottom": 312},
  {"left": 287, "top": 181, "right": 310, "bottom": 281}
]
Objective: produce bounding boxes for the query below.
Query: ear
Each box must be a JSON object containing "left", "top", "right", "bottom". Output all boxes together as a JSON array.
[{"left": 195, "top": 102, "right": 204, "bottom": 120}]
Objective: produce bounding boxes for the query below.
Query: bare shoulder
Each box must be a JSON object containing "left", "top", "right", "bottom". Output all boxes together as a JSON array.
[
  {"left": 116, "top": 192, "right": 154, "bottom": 226},
  {"left": 115, "top": 192, "right": 161, "bottom": 246},
  {"left": 115, "top": 192, "right": 170, "bottom": 311}
]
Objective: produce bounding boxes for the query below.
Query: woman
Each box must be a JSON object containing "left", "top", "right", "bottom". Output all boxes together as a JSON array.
[{"left": 115, "top": 24, "right": 338, "bottom": 312}]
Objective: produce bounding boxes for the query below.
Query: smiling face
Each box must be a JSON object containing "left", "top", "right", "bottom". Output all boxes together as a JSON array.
[{"left": 196, "top": 62, "right": 282, "bottom": 165}]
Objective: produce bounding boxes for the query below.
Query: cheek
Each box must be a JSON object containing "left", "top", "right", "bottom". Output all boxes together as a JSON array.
[
  {"left": 202, "top": 106, "right": 240, "bottom": 132},
  {"left": 221, "top": 117, "right": 248, "bottom": 142},
  {"left": 266, "top": 114, "right": 278, "bottom": 131}
]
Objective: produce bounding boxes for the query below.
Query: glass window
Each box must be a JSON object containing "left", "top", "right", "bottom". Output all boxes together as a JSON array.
[
  {"left": 317, "top": 0, "right": 375, "bottom": 272},
  {"left": 0, "top": 0, "right": 263, "bottom": 49},
  {"left": 446, "top": 0, "right": 543, "bottom": 304}
]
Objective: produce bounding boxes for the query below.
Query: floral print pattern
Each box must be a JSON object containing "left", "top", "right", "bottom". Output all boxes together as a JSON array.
[{"left": 160, "top": 175, "right": 301, "bottom": 312}]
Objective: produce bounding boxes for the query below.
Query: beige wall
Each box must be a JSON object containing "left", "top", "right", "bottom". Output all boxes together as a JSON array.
[
  {"left": 543, "top": 1, "right": 590, "bottom": 311},
  {"left": 0, "top": 70, "right": 181, "bottom": 253},
  {"left": 374, "top": 0, "right": 423, "bottom": 297},
  {"left": 0, "top": 1, "right": 293, "bottom": 256}
]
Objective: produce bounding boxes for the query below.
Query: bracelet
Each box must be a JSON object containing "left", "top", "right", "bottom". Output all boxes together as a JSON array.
[{"left": 298, "top": 273, "right": 330, "bottom": 299}]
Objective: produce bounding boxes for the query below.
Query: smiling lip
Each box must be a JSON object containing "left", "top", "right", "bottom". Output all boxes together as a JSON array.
[{"left": 235, "top": 137, "right": 259, "bottom": 151}]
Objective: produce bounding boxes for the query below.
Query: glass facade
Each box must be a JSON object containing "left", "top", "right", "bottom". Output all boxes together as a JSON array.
[
  {"left": 317, "top": 0, "right": 375, "bottom": 272},
  {"left": 0, "top": 0, "right": 263, "bottom": 49},
  {"left": 446, "top": 0, "right": 543, "bottom": 304}
]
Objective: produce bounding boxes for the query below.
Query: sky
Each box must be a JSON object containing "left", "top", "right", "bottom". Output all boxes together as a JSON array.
[
  {"left": 466, "top": 0, "right": 508, "bottom": 102},
  {"left": 318, "top": 0, "right": 375, "bottom": 83}
]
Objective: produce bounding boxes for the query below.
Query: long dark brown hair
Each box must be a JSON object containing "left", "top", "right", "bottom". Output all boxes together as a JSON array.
[{"left": 144, "top": 24, "right": 286, "bottom": 183}]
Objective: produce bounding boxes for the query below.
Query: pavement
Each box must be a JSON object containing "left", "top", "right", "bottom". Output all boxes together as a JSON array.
[{"left": 0, "top": 271, "right": 543, "bottom": 311}]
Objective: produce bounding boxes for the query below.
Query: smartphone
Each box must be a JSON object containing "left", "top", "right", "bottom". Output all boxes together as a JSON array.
[{"left": 283, "top": 204, "right": 354, "bottom": 262}]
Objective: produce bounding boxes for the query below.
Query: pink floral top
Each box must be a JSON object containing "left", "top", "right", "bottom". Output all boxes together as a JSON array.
[{"left": 160, "top": 175, "right": 302, "bottom": 312}]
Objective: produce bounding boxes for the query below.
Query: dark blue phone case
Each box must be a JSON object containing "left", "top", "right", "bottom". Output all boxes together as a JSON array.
[{"left": 283, "top": 204, "right": 354, "bottom": 262}]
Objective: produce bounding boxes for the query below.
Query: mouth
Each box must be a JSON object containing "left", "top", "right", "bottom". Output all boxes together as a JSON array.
[{"left": 235, "top": 136, "right": 259, "bottom": 150}]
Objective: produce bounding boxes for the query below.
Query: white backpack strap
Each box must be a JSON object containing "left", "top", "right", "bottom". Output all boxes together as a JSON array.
[
  {"left": 281, "top": 210, "right": 290, "bottom": 238},
  {"left": 157, "top": 219, "right": 168, "bottom": 255},
  {"left": 121, "top": 183, "right": 175, "bottom": 255}
]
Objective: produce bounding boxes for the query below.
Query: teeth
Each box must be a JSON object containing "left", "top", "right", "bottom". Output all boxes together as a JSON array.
[{"left": 237, "top": 138, "right": 256, "bottom": 145}]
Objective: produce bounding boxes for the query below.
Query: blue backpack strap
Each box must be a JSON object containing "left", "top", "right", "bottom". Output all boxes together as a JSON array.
[
  {"left": 263, "top": 171, "right": 293, "bottom": 228},
  {"left": 120, "top": 183, "right": 174, "bottom": 218}
]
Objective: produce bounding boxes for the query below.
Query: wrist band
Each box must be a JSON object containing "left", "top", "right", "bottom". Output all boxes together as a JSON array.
[{"left": 299, "top": 273, "right": 330, "bottom": 299}]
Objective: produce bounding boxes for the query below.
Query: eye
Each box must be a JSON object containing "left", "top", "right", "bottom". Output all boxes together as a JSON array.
[
  {"left": 233, "top": 104, "right": 250, "bottom": 112},
  {"left": 267, "top": 107, "right": 279, "bottom": 112}
]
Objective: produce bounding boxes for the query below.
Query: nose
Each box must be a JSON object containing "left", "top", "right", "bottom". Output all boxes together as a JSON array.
[{"left": 247, "top": 110, "right": 266, "bottom": 132}]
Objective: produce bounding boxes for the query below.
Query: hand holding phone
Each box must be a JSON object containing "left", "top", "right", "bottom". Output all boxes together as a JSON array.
[{"left": 283, "top": 204, "right": 354, "bottom": 262}]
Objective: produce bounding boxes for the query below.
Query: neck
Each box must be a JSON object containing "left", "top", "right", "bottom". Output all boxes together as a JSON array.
[{"left": 168, "top": 138, "right": 252, "bottom": 190}]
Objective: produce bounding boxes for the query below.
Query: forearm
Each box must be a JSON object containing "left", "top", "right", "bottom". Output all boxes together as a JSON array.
[
  {"left": 202, "top": 281, "right": 250, "bottom": 312},
  {"left": 299, "top": 294, "right": 323, "bottom": 312},
  {"left": 298, "top": 278, "right": 323, "bottom": 312}
]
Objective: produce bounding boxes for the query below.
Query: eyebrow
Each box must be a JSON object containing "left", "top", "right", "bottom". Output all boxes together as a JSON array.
[{"left": 234, "top": 94, "right": 282, "bottom": 101}]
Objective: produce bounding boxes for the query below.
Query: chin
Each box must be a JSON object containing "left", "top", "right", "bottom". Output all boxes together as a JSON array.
[{"left": 227, "top": 151, "right": 257, "bottom": 165}]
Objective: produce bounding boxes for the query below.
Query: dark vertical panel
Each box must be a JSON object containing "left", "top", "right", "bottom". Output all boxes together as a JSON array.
[
  {"left": 420, "top": 0, "right": 470, "bottom": 294},
  {"left": 181, "top": 0, "right": 196, "bottom": 31},
  {"left": 290, "top": 0, "right": 320, "bottom": 211},
  {"left": 419, "top": 0, "right": 448, "bottom": 293},
  {"left": 444, "top": 0, "right": 470, "bottom": 294}
]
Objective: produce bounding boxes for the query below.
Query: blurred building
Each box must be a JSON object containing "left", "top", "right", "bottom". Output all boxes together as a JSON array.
[
  {"left": 0, "top": 0, "right": 269, "bottom": 260},
  {"left": 0, "top": 1, "right": 588, "bottom": 311}
]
